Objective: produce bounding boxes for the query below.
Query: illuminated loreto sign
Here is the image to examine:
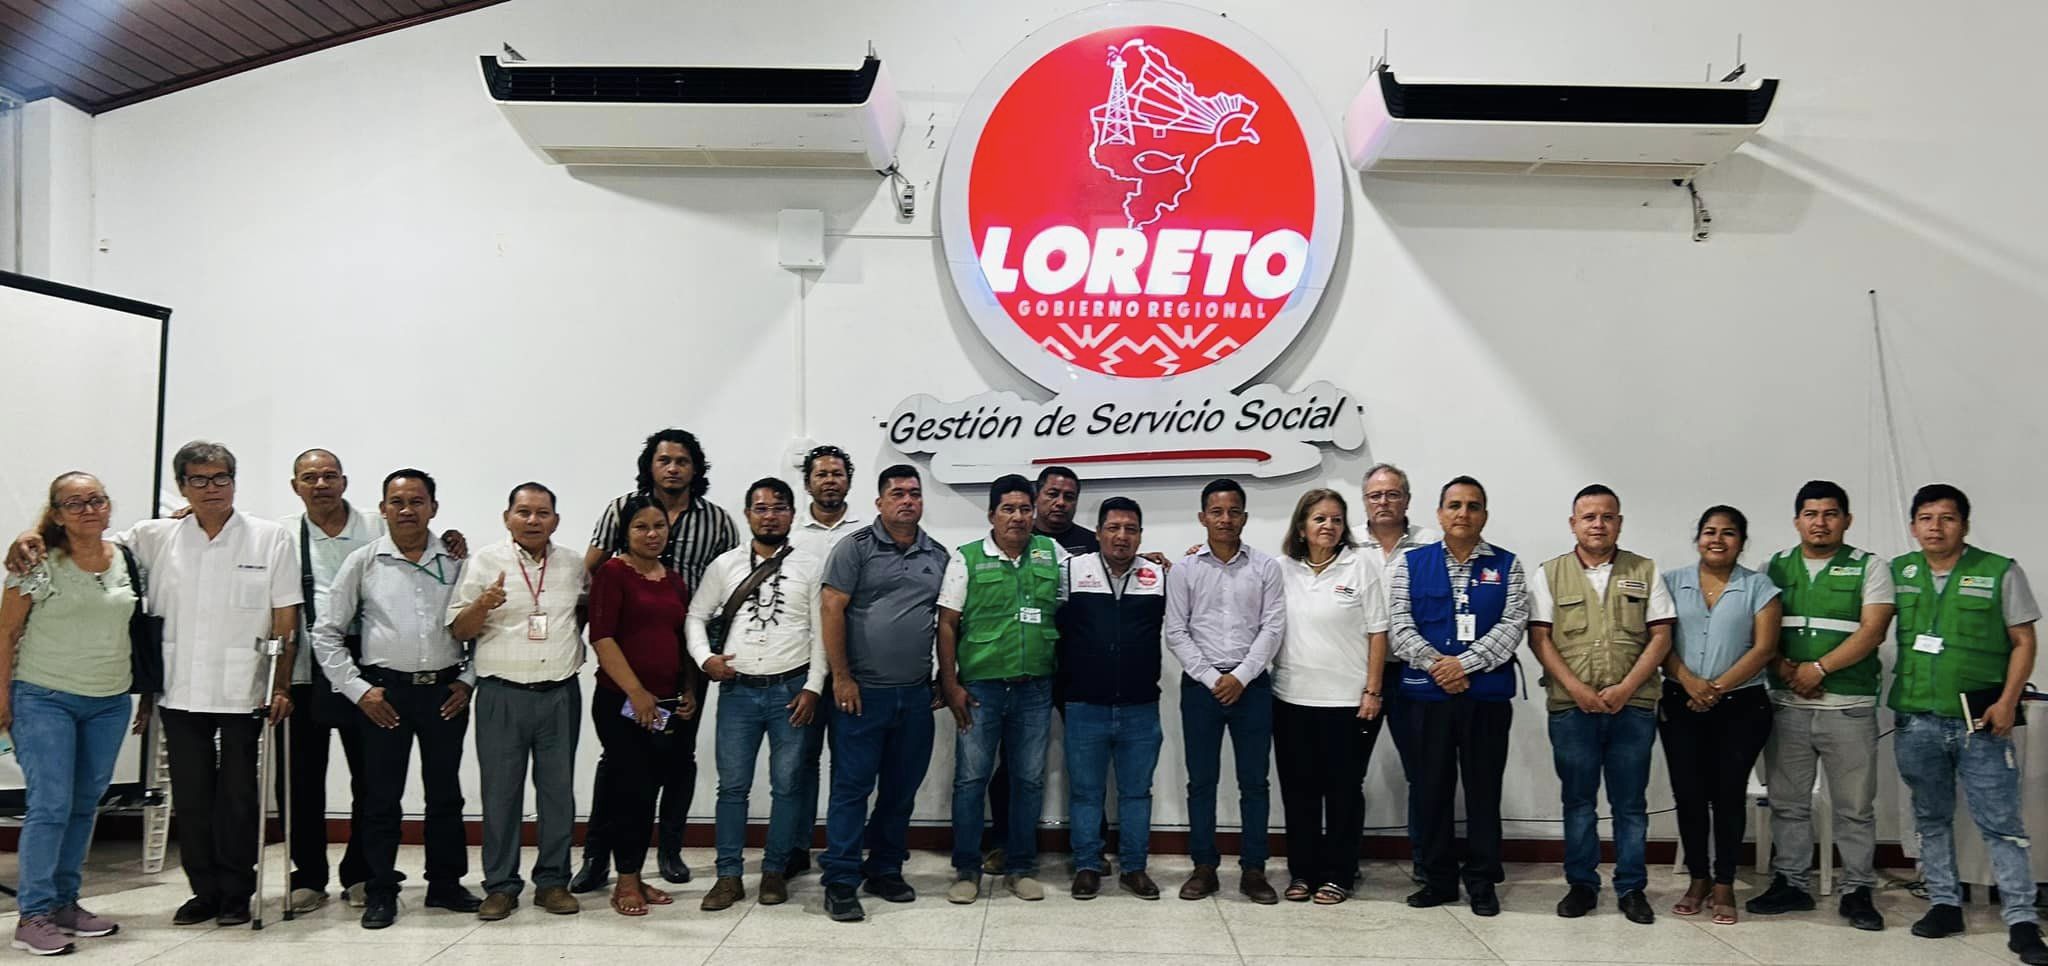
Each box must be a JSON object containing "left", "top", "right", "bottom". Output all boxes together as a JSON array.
[{"left": 894, "top": 1, "right": 1362, "bottom": 482}]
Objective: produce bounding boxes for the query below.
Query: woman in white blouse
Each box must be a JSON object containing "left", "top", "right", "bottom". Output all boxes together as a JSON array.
[{"left": 1269, "top": 488, "right": 1389, "bottom": 905}]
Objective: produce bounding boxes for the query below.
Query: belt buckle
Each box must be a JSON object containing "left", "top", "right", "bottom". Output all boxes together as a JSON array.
[{"left": 411, "top": 671, "right": 438, "bottom": 686}]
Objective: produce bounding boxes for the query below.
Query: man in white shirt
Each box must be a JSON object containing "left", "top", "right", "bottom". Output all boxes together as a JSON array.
[
  {"left": 447, "top": 482, "right": 587, "bottom": 922},
  {"left": 1358, "top": 463, "right": 1440, "bottom": 885},
  {"left": 687, "top": 478, "right": 827, "bottom": 911},
  {"left": 784, "top": 444, "right": 861, "bottom": 877}
]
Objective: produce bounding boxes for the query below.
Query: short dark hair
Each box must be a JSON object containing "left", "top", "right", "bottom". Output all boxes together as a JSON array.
[
  {"left": 803, "top": 444, "right": 854, "bottom": 481},
  {"left": 876, "top": 463, "right": 921, "bottom": 494},
  {"left": 383, "top": 468, "right": 437, "bottom": 501},
  {"left": 613, "top": 491, "right": 668, "bottom": 554},
  {"left": 1439, "top": 475, "right": 1487, "bottom": 507},
  {"left": 1794, "top": 480, "right": 1850, "bottom": 516},
  {"left": 1200, "top": 478, "right": 1245, "bottom": 510},
  {"left": 747, "top": 477, "right": 796, "bottom": 507},
  {"left": 988, "top": 474, "right": 1035, "bottom": 512},
  {"left": 1097, "top": 496, "right": 1142, "bottom": 528},
  {"left": 174, "top": 440, "right": 236, "bottom": 481},
  {"left": 293, "top": 448, "right": 341, "bottom": 474},
  {"left": 636, "top": 428, "right": 710, "bottom": 499},
  {"left": 1910, "top": 483, "right": 1972, "bottom": 523},
  {"left": 1572, "top": 483, "right": 1620, "bottom": 510},
  {"left": 506, "top": 481, "right": 556, "bottom": 510},
  {"left": 1035, "top": 466, "right": 1081, "bottom": 495},
  {"left": 1696, "top": 504, "right": 1749, "bottom": 543}
]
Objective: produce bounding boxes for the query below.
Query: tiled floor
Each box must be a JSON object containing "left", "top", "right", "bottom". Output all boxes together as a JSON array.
[{"left": 0, "top": 842, "right": 2035, "bottom": 964}]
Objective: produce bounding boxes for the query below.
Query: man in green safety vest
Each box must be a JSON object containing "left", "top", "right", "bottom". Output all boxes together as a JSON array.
[
  {"left": 1747, "top": 481, "right": 1891, "bottom": 931},
  {"left": 1887, "top": 484, "right": 2046, "bottom": 965},
  {"left": 937, "top": 474, "right": 1064, "bottom": 906}
]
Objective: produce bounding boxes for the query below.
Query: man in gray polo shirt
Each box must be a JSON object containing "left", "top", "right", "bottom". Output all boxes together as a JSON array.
[{"left": 817, "top": 464, "right": 947, "bottom": 923}]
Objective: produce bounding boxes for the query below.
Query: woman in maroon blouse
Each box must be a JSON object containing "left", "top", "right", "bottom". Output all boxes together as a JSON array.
[{"left": 588, "top": 493, "right": 700, "bottom": 916}]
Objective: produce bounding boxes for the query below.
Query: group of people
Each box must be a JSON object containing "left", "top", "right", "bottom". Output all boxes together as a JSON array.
[{"left": 1, "top": 431, "right": 2042, "bottom": 966}]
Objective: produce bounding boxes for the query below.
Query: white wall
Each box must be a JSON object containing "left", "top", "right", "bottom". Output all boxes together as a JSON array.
[
  {"left": 18, "top": 98, "right": 93, "bottom": 286},
  {"left": 77, "top": 0, "right": 2048, "bottom": 841}
]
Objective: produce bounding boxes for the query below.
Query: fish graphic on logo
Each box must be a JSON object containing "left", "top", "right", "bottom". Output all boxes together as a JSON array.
[{"left": 1087, "top": 39, "right": 1260, "bottom": 230}]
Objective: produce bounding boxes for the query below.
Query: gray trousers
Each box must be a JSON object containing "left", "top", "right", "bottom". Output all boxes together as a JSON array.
[
  {"left": 1765, "top": 702, "right": 1879, "bottom": 890},
  {"left": 475, "top": 677, "right": 582, "bottom": 896}
]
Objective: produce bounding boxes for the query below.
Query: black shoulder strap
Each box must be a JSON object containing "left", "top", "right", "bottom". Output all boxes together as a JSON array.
[
  {"left": 300, "top": 515, "right": 317, "bottom": 627},
  {"left": 118, "top": 543, "right": 144, "bottom": 613}
]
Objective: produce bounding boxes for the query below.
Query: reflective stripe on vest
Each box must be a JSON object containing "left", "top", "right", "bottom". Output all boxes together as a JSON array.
[{"left": 1781, "top": 615, "right": 1864, "bottom": 634}]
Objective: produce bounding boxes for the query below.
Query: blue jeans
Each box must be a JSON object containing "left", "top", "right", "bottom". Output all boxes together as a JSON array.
[
  {"left": 1549, "top": 706, "right": 1656, "bottom": 895},
  {"left": 1181, "top": 673, "right": 1274, "bottom": 869},
  {"left": 822, "top": 683, "right": 935, "bottom": 889},
  {"left": 1894, "top": 711, "right": 2039, "bottom": 924},
  {"left": 11, "top": 682, "right": 130, "bottom": 917},
  {"left": 950, "top": 677, "right": 1052, "bottom": 877},
  {"left": 1064, "top": 701, "right": 1162, "bottom": 873},
  {"left": 713, "top": 677, "right": 816, "bottom": 878}
]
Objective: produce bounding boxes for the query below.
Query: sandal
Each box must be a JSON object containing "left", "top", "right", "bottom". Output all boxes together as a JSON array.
[
  {"left": 1711, "top": 884, "right": 1738, "bottom": 925},
  {"left": 1312, "top": 883, "right": 1351, "bottom": 905},
  {"left": 638, "top": 883, "right": 674, "bottom": 906},
  {"left": 1283, "top": 878, "right": 1313, "bottom": 902},
  {"left": 1672, "top": 878, "right": 1711, "bottom": 917},
  {"left": 610, "top": 882, "right": 648, "bottom": 917}
]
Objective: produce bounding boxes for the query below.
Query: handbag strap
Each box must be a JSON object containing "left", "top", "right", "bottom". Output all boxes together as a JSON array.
[
  {"left": 299, "top": 515, "right": 317, "bottom": 627},
  {"left": 715, "top": 546, "right": 792, "bottom": 637},
  {"left": 118, "top": 543, "right": 145, "bottom": 614}
]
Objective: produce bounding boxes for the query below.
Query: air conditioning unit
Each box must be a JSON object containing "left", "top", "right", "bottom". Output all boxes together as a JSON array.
[
  {"left": 1346, "top": 67, "right": 1778, "bottom": 179},
  {"left": 481, "top": 53, "right": 903, "bottom": 170}
]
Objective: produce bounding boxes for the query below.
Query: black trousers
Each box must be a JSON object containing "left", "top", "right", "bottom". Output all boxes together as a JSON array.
[
  {"left": 275, "top": 682, "right": 369, "bottom": 892},
  {"left": 1273, "top": 699, "right": 1380, "bottom": 889},
  {"left": 1408, "top": 695, "right": 1512, "bottom": 894},
  {"left": 1379, "top": 662, "right": 1422, "bottom": 868},
  {"left": 583, "top": 676, "right": 703, "bottom": 863},
  {"left": 1658, "top": 682, "right": 1773, "bottom": 884},
  {"left": 357, "top": 679, "right": 470, "bottom": 898},
  {"left": 590, "top": 687, "right": 699, "bottom": 876},
  {"left": 162, "top": 708, "right": 263, "bottom": 904}
]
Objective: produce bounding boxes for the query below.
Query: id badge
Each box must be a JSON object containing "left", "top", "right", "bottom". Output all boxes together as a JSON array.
[
  {"left": 527, "top": 612, "right": 549, "bottom": 641},
  {"left": 1019, "top": 607, "right": 1043, "bottom": 625},
  {"left": 1914, "top": 633, "right": 1945, "bottom": 655},
  {"left": 1456, "top": 613, "right": 1478, "bottom": 642}
]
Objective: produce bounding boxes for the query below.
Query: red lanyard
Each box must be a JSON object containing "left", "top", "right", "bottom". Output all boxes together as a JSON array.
[{"left": 517, "top": 550, "right": 548, "bottom": 611}]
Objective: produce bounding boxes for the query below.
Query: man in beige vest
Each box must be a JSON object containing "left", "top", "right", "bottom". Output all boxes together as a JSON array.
[{"left": 1528, "top": 485, "right": 1674, "bottom": 925}]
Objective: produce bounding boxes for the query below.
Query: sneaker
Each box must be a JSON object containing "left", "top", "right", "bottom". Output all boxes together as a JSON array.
[
  {"left": 784, "top": 851, "right": 814, "bottom": 877},
  {"left": 344, "top": 883, "right": 368, "bottom": 909},
  {"left": 862, "top": 874, "right": 916, "bottom": 903},
  {"left": 287, "top": 888, "right": 328, "bottom": 915},
  {"left": 10, "top": 916, "right": 74, "bottom": 957},
  {"left": 2010, "top": 922, "right": 2048, "bottom": 965},
  {"left": 1004, "top": 875, "right": 1045, "bottom": 901},
  {"left": 947, "top": 877, "right": 981, "bottom": 904},
  {"left": 1912, "top": 903, "right": 1966, "bottom": 939},
  {"left": 1839, "top": 886, "right": 1885, "bottom": 931},
  {"left": 50, "top": 902, "right": 118, "bottom": 938},
  {"left": 1746, "top": 874, "right": 1816, "bottom": 915},
  {"left": 824, "top": 883, "right": 865, "bottom": 922}
]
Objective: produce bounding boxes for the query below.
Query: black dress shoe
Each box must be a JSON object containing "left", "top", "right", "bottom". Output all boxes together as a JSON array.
[
  {"left": 785, "top": 850, "right": 813, "bottom": 877},
  {"left": 824, "top": 884, "right": 865, "bottom": 922},
  {"left": 425, "top": 885, "right": 483, "bottom": 913},
  {"left": 570, "top": 851, "right": 610, "bottom": 894},
  {"left": 2011, "top": 922, "right": 2048, "bottom": 965},
  {"left": 1071, "top": 869, "right": 1101, "bottom": 900},
  {"left": 1912, "top": 903, "right": 1966, "bottom": 938},
  {"left": 658, "top": 849, "right": 691, "bottom": 884},
  {"left": 1468, "top": 883, "right": 1500, "bottom": 917},
  {"left": 1557, "top": 884, "right": 1599, "bottom": 918},
  {"left": 361, "top": 895, "right": 397, "bottom": 929},
  {"left": 1406, "top": 886, "right": 1457, "bottom": 908},
  {"left": 1745, "top": 874, "right": 1815, "bottom": 915},
  {"left": 1839, "top": 886, "right": 1885, "bottom": 931},
  {"left": 1618, "top": 890, "right": 1655, "bottom": 924},
  {"left": 171, "top": 896, "right": 218, "bottom": 926},
  {"left": 862, "top": 874, "right": 916, "bottom": 903},
  {"left": 215, "top": 899, "right": 252, "bottom": 926}
]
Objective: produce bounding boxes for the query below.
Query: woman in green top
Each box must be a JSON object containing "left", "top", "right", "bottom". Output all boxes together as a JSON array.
[{"left": 0, "top": 472, "right": 136, "bottom": 955}]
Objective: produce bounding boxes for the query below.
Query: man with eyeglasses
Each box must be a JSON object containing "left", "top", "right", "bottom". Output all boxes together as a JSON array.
[
  {"left": 8, "top": 441, "right": 302, "bottom": 926},
  {"left": 686, "top": 478, "right": 827, "bottom": 911},
  {"left": 310, "top": 469, "right": 479, "bottom": 929},
  {"left": 785, "top": 444, "right": 861, "bottom": 875},
  {"left": 1358, "top": 463, "right": 1440, "bottom": 886}
]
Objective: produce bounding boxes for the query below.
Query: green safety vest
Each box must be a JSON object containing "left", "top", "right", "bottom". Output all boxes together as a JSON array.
[
  {"left": 1539, "top": 549, "right": 1662, "bottom": 712},
  {"left": 1766, "top": 545, "right": 1882, "bottom": 696},
  {"left": 1889, "top": 546, "right": 2014, "bottom": 717},
  {"left": 954, "top": 534, "right": 1060, "bottom": 682}
]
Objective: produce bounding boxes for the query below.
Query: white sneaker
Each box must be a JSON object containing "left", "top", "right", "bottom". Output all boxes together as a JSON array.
[
  {"left": 946, "top": 878, "right": 981, "bottom": 904},
  {"left": 289, "top": 888, "right": 329, "bottom": 914},
  {"left": 344, "top": 883, "right": 367, "bottom": 909},
  {"left": 1004, "top": 875, "right": 1045, "bottom": 901}
]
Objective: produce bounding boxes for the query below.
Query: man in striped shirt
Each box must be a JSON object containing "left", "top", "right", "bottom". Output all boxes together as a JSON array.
[{"left": 570, "top": 429, "right": 741, "bottom": 894}]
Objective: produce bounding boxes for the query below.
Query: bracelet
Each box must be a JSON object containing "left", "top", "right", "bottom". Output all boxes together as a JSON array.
[
  {"left": 1363, "top": 690, "right": 1382, "bottom": 698},
  {"left": 1813, "top": 660, "right": 1829, "bottom": 676}
]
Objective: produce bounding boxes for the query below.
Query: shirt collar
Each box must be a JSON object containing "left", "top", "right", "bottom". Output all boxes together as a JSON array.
[
  {"left": 373, "top": 533, "right": 450, "bottom": 562},
  {"left": 804, "top": 509, "right": 859, "bottom": 532},
  {"left": 1440, "top": 539, "right": 1496, "bottom": 564},
  {"left": 513, "top": 541, "right": 553, "bottom": 566},
  {"left": 868, "top": 517, "right": 934, "bottom": 555},
  {"left": 980, "top": 534, "right": 1031, "bottom": 564}
]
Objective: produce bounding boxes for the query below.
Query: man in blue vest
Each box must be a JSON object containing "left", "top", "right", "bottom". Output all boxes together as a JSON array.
[
  {"left": 938, "top": 474, "right": 1063, "bottom": 904},
  {"left": 1390, "top": 475, "right": 1526, "bottom": 918},
  {"left": 1056, "top": 496, "right": 1168, "bottom": 900},
  {"left": 1886, "top": 484, "right": 2047, "bottom": 964}
]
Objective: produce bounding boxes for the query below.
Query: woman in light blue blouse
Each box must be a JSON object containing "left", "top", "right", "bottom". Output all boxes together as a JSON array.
[{"left": 1659, "top": 505, "right": 1781, "bottom": 926}]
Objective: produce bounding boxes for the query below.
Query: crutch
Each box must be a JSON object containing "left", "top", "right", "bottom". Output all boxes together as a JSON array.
[
  {"left": 281, "top": 706, "right": 294, "bottom": 922},
  {"left": 251, "top": 636, "right": 284, "bottom": 930}
]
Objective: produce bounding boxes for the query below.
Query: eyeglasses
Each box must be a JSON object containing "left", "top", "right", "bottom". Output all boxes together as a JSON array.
[
  {"left": 749, "top": 504, "right": 795, "bottom": 516},
  {"left": 56, "top": 496, "right": 110, "bottom": 514},
  {"left": 183, "top": 473, "right": 235, "bottom": 490}
]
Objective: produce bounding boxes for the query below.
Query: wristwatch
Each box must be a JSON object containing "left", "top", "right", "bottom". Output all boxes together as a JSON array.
[{"left": 1812, "top": 660, "right": 1829, "bottom": 677}]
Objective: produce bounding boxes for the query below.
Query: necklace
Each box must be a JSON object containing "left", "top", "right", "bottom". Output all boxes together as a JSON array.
[{"left": 1306, "top": 549, "right": 1338, "bottom": 572}]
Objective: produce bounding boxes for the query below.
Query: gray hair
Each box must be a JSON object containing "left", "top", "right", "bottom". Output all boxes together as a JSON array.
[
  {"left": 174, "top": 440, "right": 238, "bottom": 481},
  {"left": 1363, "top": 462, "right": 1412, "bottom": 496}
]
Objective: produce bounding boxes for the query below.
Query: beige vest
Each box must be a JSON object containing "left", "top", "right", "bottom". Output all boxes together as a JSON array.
[{"left": 1540, "top": 549, "right": 1661, "bottom": 712}]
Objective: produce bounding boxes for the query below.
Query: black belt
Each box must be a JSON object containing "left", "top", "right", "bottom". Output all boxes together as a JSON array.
[
  {"left": 728, "top": 665, "right": 809, "bottom": 688},
  {"left": 481, "top": 675, "right": 577, "bottom": 692},
  {"left": 362, "top": 665, "right": 463, "bottom": 688}
]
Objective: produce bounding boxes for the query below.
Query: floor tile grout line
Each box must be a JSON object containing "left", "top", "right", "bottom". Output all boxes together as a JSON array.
[{"left": 1442, "top": 904, "right": 1510, "bottom": 965}]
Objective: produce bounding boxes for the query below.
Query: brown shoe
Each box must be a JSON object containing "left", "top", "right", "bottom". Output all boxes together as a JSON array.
[
  {"left": 1179, "top": 865, "right": 1220, "bottom": 900},
  {"left": 759, "top": 872, "right": 789, "bottom": 906},
  {"left": 534, "top": 886, "right": 580, "bottom": 915},
  {"left": 700, "top": 876, "right": 746, "bottom": 912},
  {"left": 1071, "top": 869, "right": 1101, "bottom": 900},
  {"left": 477, "top": 892, "right": 518, "bottom": 921},
  {"left": 1120, "top": 871, "right": 1161, "bottom": 900},
  {"left": 1240, "top": 869, "right": 1279, "bottom": 905}
]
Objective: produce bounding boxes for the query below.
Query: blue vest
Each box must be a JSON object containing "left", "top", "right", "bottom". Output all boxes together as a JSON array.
[{"left": 1401, "top": 542, "right": 1518, "bottom": 702}]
